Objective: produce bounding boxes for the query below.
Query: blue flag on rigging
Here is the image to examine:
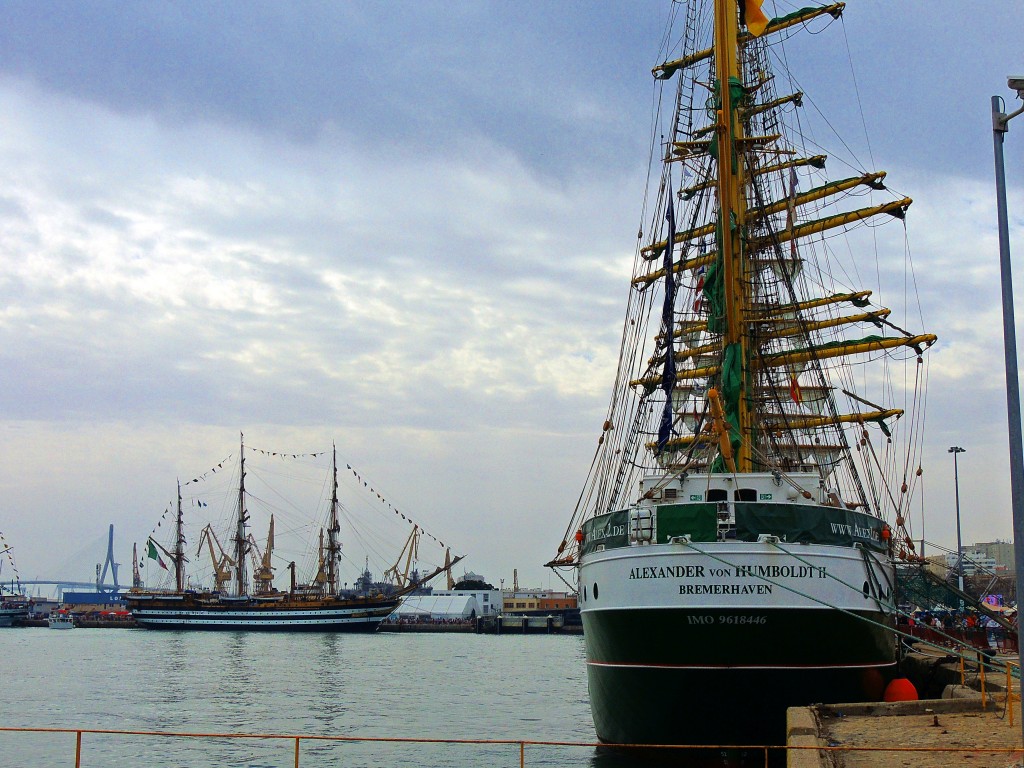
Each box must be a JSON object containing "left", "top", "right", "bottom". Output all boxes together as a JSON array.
[{"left": 657, "top": 189, "right": 677, "bottom": 455}]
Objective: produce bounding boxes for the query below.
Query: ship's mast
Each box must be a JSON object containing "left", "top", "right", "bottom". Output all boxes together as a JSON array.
[
  {"left": 326, "top": 444, "right": 342, "bottom": 594},
  {"left": 173, "top": 480, "right": 186, "bottom": 592},
  {"left": 234, "top": 433, "right": 249, "bottom": 596},
  {"left": 712, "top": 0, "right": 752, "bottom": 471},
  {"left": 132, "top": 542, "right": 141, "bottom": 588}
]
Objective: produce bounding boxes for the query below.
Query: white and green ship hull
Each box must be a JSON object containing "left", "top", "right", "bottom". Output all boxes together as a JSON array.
[{"left": 578, "top": 494, "right": 896, "bottom": 745}]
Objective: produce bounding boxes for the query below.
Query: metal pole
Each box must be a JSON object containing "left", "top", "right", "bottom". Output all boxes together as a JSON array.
[
  {"left": 951, "top": 448, "right": 965, "bottom": 601},
  {"left": 992, "top": 91, "right": 1024, "bottom": 746}
]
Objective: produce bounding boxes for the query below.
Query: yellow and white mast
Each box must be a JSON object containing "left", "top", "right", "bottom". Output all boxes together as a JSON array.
[{"left": 711, "top": 0, "right": 752, "bottom": 471}]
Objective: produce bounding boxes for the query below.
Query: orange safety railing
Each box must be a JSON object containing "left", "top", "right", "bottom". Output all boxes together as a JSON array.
[
  {"left": 1, "top": 726, "right": 1023, "bottom": 767},
  {"left": 0, "top": 728, "right": 780, "bottom": 768},
  {"left": 959, "top": 649, "right": 989, "bottom": 709},
  {"left": 1009, "top": 659, "right": 1022, "bottom": 727}
]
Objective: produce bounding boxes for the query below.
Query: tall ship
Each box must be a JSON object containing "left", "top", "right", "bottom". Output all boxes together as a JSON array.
[
  {"left": 126, "top": 436, "right": 461, "bottom": 631},
  {"left": 548, "top": 0, "right": 934, "bottom": 746},
  {"left": 0, "top": 534, "right": 28, "bottom": 627}
]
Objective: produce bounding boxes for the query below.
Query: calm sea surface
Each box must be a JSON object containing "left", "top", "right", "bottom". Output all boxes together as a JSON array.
[
  {"left": 0, "top": 628, "right": 768, "bottom": 767},
  {"left": 0, "top": 628, "right": 577, "bottom": 767}
]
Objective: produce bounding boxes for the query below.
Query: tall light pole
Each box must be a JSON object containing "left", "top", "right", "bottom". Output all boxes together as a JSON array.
[
  {"left": 948, "top": 447, "right": 966, "bottom": 602},
  {"left": 993, "top": 77, "right": 1024, "bottom": 744}
]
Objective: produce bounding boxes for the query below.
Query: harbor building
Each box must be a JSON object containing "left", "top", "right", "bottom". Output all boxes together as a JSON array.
[
  {"left": 943, "top": 551, "right": 999, "bottom": 577},
  {"left": 971, "top": 540, "right": 1015, "bottom": 572},
  {"left": 502, "top": 590, "right": 577, "bottom": 613}
]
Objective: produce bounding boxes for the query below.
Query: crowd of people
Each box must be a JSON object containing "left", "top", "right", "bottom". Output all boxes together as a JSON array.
[{"left": 899, "top": 608, "right": 1017, "bottom": 651}]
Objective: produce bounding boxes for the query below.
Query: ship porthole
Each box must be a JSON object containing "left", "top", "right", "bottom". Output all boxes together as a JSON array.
[
  {"left": 593, "top": 583, "right": 599, "bottom": 600},
  {"left": 583, "top": 585, "right": 587, "bottom": 601},
  {"left": 862, "top": 581, "right": 870, "bottom": 597}
]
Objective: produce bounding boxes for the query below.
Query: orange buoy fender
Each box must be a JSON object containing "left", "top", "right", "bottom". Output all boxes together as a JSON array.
[{"left": 883, "top": 677, "right": 918, "bottom": 702}]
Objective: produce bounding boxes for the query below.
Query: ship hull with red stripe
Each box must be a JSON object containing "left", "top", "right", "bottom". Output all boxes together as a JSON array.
[{"left": 579, "top": 540, "right": 896, "bottom": 745}]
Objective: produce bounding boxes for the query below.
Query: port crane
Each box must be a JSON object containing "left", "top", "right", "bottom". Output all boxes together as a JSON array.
[
  {"left": 244, "top": 515, "right": 275, "bottom": 595},
  {"left": 197, "top": 524, "right": 235, "bottom": 593},
  {"left": 383, "top": 525, "right": 421, "bottom": 589}
]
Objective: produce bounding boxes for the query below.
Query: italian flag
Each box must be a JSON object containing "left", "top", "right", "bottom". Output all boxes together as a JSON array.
[{"left": 147, "top": 540, "right": 168, "bottom": 571}]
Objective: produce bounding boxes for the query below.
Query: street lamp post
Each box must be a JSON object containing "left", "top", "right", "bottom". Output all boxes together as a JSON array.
[
  {"left": 948, "top": 447, "right": 966, "bottom": 603},
  {"left": 993, "top": 77, "right": 1024, "bottom": 744}
]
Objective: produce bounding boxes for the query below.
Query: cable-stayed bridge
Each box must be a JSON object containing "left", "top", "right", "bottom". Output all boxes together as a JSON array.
[{"left": 12, "top": 524, "right": 128, "bottom": 600}]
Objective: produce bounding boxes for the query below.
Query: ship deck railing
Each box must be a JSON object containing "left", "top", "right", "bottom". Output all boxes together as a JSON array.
[{"left": 2, "top": 726, "right": 1024, "bottom": 767}]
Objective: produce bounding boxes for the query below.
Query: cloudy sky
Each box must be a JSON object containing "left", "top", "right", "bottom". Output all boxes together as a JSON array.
[{"left": 0, "top": 1, "right": 1020, "bottom": 592}]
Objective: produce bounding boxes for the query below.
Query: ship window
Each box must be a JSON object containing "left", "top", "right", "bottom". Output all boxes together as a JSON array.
[
  {"left": 706, "top": 489, "right": 728, "bottom": 502},
  {"left": 583, "top": 586, "right": 587, "bottom": 601},
  {"left": 664, "top": 488, "right": 678, "bottom": 500},
  {"left": 593, "top": 583, "right": 599, "bottom": 600},
  {"left": 735, "top": 488, "right": 757, "bottom": 502}
]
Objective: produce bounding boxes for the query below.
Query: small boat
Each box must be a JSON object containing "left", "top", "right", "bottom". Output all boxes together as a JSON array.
[
  {"left": 0, "top": 601, "right": 28, "bottom": 628},
  {"left": 47, "top": 613, "right": 74, "bottom": 630},
  {"left": 125, "top": 435, "right": 462, "bottom": 631},
  {"left": 548, "top": 0, "right": 935, "bottom": 747}
]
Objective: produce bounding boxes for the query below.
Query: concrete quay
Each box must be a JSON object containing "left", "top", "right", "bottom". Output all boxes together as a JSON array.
[{"left": 786, "top": 652, "right": 1024, "bottom": 767}]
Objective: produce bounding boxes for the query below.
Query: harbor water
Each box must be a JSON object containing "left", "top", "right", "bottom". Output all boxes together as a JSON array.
[
  {"left": 0, "top": 628, "right": 774, "bottom": 767},
  {"left": 0, "top": 628, "right": 583, "bottom": 767}
]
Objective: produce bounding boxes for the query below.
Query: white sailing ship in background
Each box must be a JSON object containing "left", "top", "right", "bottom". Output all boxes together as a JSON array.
[{"left": 127, "top": 436, "right": 461, "bottom": 631}]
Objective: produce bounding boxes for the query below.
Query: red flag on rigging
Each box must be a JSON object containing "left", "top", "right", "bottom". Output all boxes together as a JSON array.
[{"left": 789, "top": 375, "right": 803, "bottom": 405}]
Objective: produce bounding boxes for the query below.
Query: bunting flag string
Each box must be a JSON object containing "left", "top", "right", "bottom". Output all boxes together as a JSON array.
[
  {"left": 0, "top": 531, "right": 22, "bottom": 588},
  {"left": 343, "top": 462, "right": 447, "bottom": 550},
  {"left": 141, "top": 451, "right": 232, "bottom": 576},
  {"left": 138, "top": 499, "right": 178, "bottom": 571},
  {"left": 145, "top": 450, "right": 233, "bottom": 576},
  {"left": 182, "top": 454, "right": 233, "bottom": 486},
  {"left": 249, "top": 447, "right": 324, "bottom": 460}
]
